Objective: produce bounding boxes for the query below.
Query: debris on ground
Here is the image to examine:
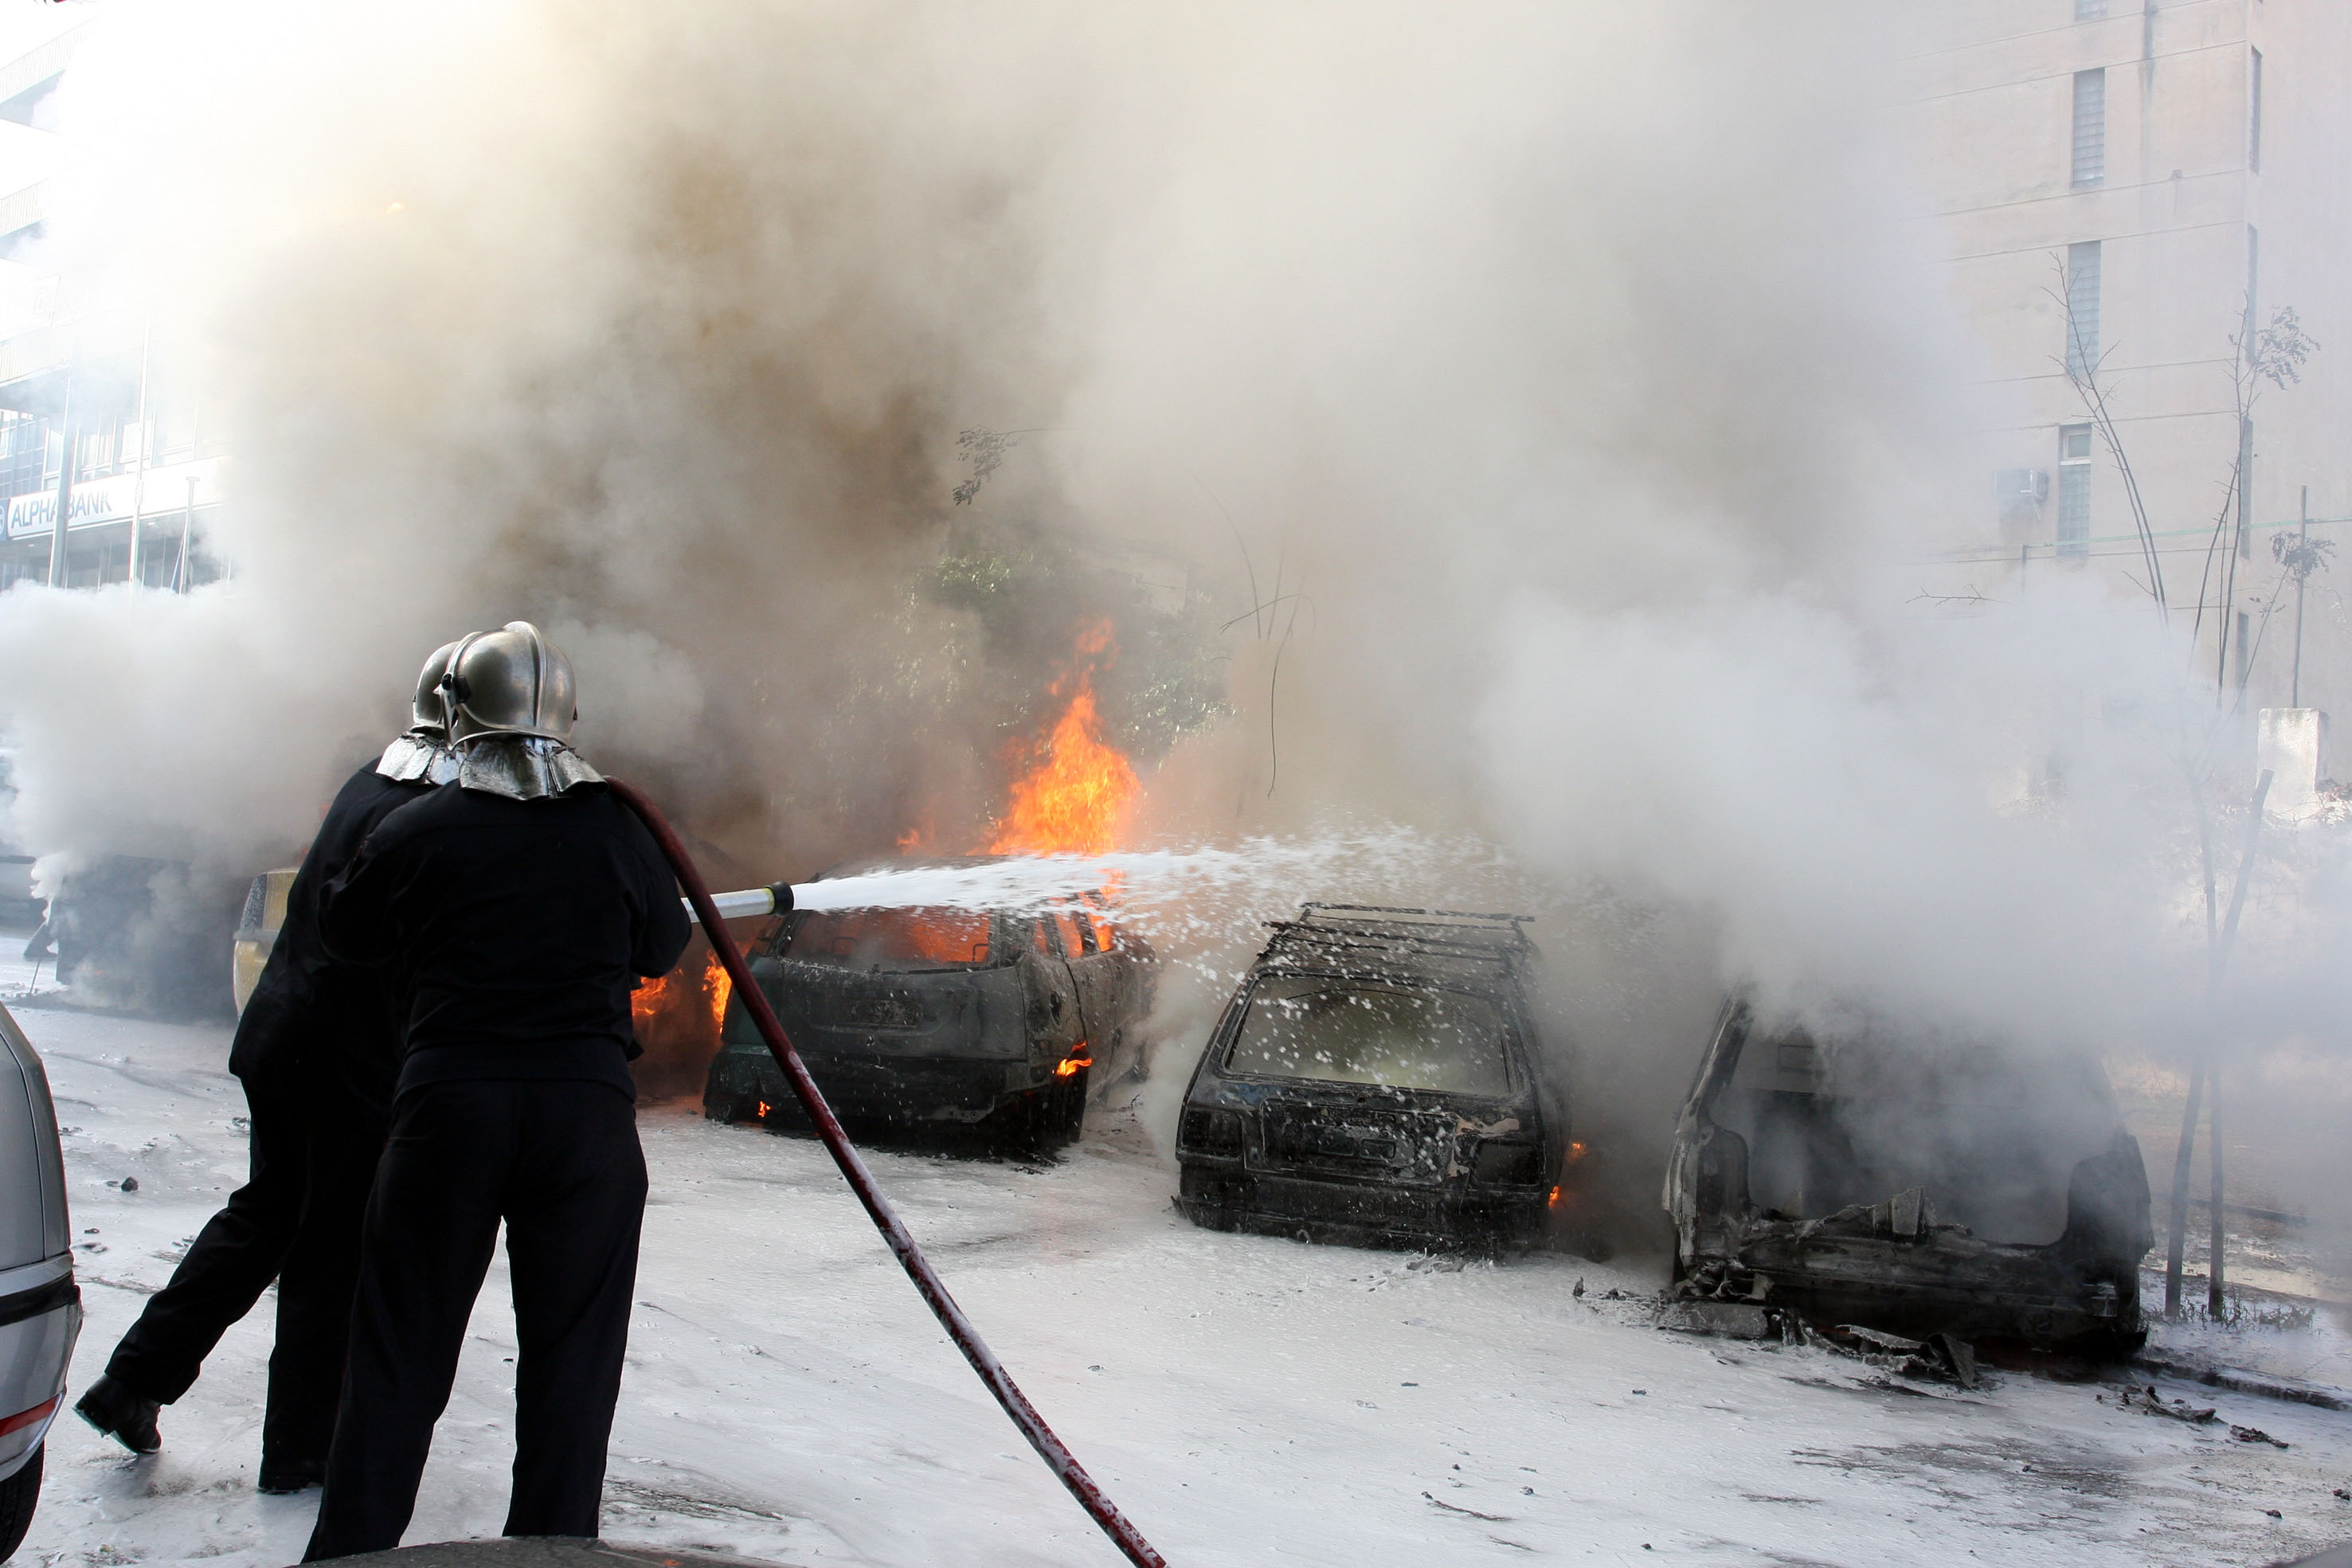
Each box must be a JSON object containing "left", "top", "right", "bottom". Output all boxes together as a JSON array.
[
  {"left": 1899, "top": 1332, "right": 1980, "bottom": 1390},
  {"left": 2231, "top": 1424, "right": 2291, "bottom": 1449},
  {"left": 2119, "top": 1385, "right": 2218, "bottom": 1424},
  {"left": 1677, "top": 1258, "right": 1770, "bottom": 1303},
  {"left": 1657, "top": 1300, "right": 1775, "bottom": 1339}
]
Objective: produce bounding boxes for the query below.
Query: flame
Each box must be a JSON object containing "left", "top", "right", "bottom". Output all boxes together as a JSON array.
[
  {"left": 706, "top": 952, "right": 732, "bottom": 1030},
  {"left": 1055, "top": 1045, "right": 1093, "bottom": 1078},
  {"left": 631, "top": 950, "right": 732, "bottom": 1046},
  {"left": 756, "top": 1100, "right": 773, "bottom": 1120},
  {"left": 985, "top": 620, "right": 1138, "bottom": 856},
  {"left": 630, "top": 970, "right": 671, "bottom": 1030}
]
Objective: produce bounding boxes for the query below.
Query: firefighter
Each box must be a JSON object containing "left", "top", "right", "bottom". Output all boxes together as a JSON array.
[
  {"left": 75, "top": 641, "right": 467, "bottom": 1494},
  {"left": 302, "top": 622, "right": 690, "bottom": 1560}
]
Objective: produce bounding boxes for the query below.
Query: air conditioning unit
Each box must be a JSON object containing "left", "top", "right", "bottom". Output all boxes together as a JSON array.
[{"left": 1994, "top": 467, "right": 2050, "bottom": 506}]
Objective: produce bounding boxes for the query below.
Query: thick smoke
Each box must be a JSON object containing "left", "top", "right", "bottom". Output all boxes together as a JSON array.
[{"left": 4, "top": 5, "right": 2348, "bottom": 1236}]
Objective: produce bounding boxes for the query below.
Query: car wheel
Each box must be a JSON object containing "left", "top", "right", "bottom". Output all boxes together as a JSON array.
[
  {"left": 0, "top": 1442, "right": 41, "bottom": 1562},
  {"left": 702, "top": 1090, "right": 753, "bottom": 1124}
]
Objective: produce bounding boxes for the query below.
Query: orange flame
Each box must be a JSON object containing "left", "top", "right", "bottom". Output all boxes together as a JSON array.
[
  {"left": 985, "top": 620, "right": 1139, "bottom": 856},
  {"left": 706, "top": 952, "right": 732, "bottom": 1030},
  {"left": 630, "top": 971, "right": 671, "bottom": 1030},
  {"left": 632, "top": 950, "right": 733, "bottom": 1042}
]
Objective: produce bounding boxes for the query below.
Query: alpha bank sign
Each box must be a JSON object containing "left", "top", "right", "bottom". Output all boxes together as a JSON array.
[{"left": 4, "top": 457, "right": 225, "bottom": 542}]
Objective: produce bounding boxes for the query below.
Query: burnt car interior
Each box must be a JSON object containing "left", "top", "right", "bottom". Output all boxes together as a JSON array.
[
  {"left": 1224, "top": 976, "right": 1516, "bottom": 1098},
  {"left": 781, "top": 907, "right": 996, "bottom": 971},
  {"left": 1672, "top": 1003, "right": 2153, "bottom": 1354},
  {"left": 1719, "top": 1030, "right": 2106, "bottom": 1244}
]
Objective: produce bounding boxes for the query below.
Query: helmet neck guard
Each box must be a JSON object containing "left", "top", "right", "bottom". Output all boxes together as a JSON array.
[
  {"left": 455, "top": 734, "right": 603, "bottom": 801},
  {"left": 375, "top": 729, "right": 458, "bottom": 784}
]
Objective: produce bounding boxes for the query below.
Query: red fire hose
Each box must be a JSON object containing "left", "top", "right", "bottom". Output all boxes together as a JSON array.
[{"left": 607, "top": 778, "right": 1168, "bottom": 1568}]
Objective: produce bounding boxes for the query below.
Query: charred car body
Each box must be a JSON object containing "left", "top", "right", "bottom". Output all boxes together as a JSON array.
[
  {"left": 1174, "top": 905, "right": 1563, "bottom": 1250},
  {"left": 1665, "top": 1001, "right": 2153, "bottom": 1355},
  {"left": 703, "top": 861, "right": 1155, "bottom": 1146}
]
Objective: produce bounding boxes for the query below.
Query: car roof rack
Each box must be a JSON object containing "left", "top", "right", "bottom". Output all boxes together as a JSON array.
[
  {"left": 1261, "top": 904, "right": 1538, "bottom": 972},
  {"left": 1299, "top": 902, "right": 1533, "bottom": 925}
]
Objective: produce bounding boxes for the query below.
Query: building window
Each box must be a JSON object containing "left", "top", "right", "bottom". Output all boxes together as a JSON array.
[
  {"left": 2249, "top": 49, "right": 2263, "bottom": 171},
  {"left": 2236, "top": 610, "right": 2253, "bottom": 686},
  {"left": 2058, "top": 424, "right": 2093, "bottom": 556},
  {"left": 2072, "top": 69, "right": 2106, "bottom": 186},
  {"left": 2076, "top": 0, "right": 2107, "bottom": 18},
  {"left": 0, "top": 414, "right": 44, "bottom": 500},
  {"left": 2064, "top": 240, "right": 2102, "bottom": 377}
]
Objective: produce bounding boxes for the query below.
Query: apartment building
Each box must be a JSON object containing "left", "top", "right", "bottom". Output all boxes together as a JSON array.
[
  {"left": 1910, "top": 1, "right": 2350, "bottom": 718},
  {"left": 0, "top": 15, "right": 228, "bottom": 593}
]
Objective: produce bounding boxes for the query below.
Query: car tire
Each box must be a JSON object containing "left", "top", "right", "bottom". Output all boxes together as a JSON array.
[
  {"left": 0, "top": 1441, "right": 41, "bottom": 1562},
  {"left": 702, "top": 1090, "right": 753, "bottom": 1124}
]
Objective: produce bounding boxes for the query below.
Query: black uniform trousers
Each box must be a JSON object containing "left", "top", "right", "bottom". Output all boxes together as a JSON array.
[
  {"left": 104, "top": 1067, "right": 386, "bottom": 1464},
  {"left": 303, "top": 1079, "right": 647, "bottom": 1562}
]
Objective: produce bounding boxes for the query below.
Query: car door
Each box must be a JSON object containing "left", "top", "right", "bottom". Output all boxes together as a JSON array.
[{"left": 1017, "top": 914, "right": 1082, "bottom": 1060}]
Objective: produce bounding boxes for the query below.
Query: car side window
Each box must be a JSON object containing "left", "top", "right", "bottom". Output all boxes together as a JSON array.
[
  {"left": 1070, "top": 909, "right": 1102, "bottom": 955},
  {"left": 1050, "top": 907, "right": 1087, "bottom": 958},
  {"left": 1032, "top": 917, "right": 1061, "bottom": 957}
]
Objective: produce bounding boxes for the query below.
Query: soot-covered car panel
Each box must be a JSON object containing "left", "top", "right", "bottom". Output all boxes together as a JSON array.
[
  {"left": 1665, "top": 1001, "right": 2153, "bottom": 1354},
  {"left": 704, "top": 863, "right": 1154, "bottom": 1146},
  {"left": 1175, "top": 905, "right": 1560, "bottom": 1249}
]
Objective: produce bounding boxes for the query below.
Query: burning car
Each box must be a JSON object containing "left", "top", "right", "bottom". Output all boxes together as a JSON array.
[
  {"left": 702, "top": 862, "right": 1156, "bottom": 1148},
  {"left": 1173, "top": 905, "right": 1563, "bottom": 1250},
  {"left": 1665, "top": 1000, "right": 2153, "bottom": 1355}
]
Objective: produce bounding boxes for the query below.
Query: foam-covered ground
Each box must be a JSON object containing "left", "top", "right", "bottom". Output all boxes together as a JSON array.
[{"left": 11, "top": 998, "right": 2352, "bottom": 1568}]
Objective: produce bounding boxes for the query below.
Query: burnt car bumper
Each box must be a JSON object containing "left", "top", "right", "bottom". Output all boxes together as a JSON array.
[
  {"left": 1176, "top": 1161, "right": 1545, "bottom": 1249},
  {"left": 706, "top": 1042, "right": 1020, "bottom": 1124},
  {"left": 1696, "top": 1219, "right": 2141, "bottom": 1350}
]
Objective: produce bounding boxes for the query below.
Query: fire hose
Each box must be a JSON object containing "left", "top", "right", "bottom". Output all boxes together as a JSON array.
[{"left": 606, "top": 778, "right": 1168, "bottom": 1568}]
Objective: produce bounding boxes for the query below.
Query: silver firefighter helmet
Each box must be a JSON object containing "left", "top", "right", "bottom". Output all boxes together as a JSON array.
[
  {"left": 443, "top": 622, "right": 601, "bottom": 800},
  {"left": 410, "top": 639, "right": 461, "bottom": 733},
  {"left": 376, "top": 638, "right": 465, "bottom": 784},
  {"left": 444, "top": 621, "right": 577, "bottom": 745}
]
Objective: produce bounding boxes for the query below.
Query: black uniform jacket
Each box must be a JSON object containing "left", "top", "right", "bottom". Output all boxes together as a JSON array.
[
  {"left": 229, "top": 761, "right": 436, "bottom": 1109},
  {"left": 317, "top": 782, "right": 691, "bottom": 1101}
]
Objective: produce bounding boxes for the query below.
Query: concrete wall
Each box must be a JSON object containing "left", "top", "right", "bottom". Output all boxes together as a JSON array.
[{"left": 1908, "top": 1, "right": 2352, "bottom": 724}]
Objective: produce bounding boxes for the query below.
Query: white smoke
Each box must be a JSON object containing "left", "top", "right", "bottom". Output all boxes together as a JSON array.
[{"left": 2, "top": 2, "right": 2347, "bottom": 1225}]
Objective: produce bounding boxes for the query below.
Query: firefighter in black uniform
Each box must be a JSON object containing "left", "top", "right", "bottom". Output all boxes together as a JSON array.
[
  {"left": 75, "top": 641, "right": 467, "bottom": 1494},
  {"left": 303, "top": 621, "right": 690, "bottom": 1560}
]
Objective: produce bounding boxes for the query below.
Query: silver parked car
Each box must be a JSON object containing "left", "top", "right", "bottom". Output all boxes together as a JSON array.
[{"left": 0, "top": 1003, "right": 78, "bottom": 1557}]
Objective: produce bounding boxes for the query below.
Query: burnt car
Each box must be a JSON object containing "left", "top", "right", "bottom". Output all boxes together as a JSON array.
[
  {"left": 702, "top": 862, "right": 1155, "bottom": 1148},
  {"left": 1173, "top": 905, "right": 1563, "bottom": 1250},
  {"left": 1665, "top": 1000, "right": 2153, "bottom": 1355},
  {"left": 24, "top": 857, "right": 237, "bottom": 1019}
]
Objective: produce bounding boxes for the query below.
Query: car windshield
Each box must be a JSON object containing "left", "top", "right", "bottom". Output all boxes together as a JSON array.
[
  {"left": 784, "top": 908, "right": 992, "bottom": 971},
  {"left": 1225, "top": 976, "right": 1511, "bottom": 1095}
]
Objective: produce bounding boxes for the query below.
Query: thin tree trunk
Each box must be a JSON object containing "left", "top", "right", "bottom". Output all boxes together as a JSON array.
[
  {"left": 2165, "top": 1059, "right": 2205, "bottom": 1319},
  {"left": 2208, "top": 1062, "right": 2228, "bottom": 1317},
  {"left": 2195, "top": 768, "right": 2272, "bottom": 1320}
]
